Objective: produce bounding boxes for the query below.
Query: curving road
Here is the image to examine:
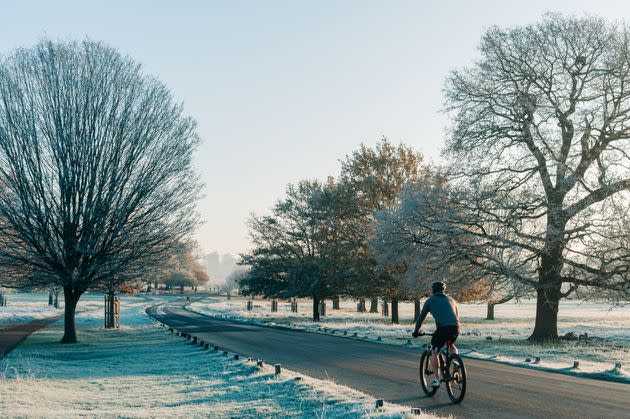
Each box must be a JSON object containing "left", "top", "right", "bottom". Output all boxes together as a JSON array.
[{"left": 147, "top": 300, "right": 629, "bottom": 418}]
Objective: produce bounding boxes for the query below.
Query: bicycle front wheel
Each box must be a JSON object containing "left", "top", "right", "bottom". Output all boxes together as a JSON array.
[
  {"left": 419, "top": 350, "right": 438, "bottom": 397},
  {"left": 445, "top": 354, "right": 467, "bottom": 404}
]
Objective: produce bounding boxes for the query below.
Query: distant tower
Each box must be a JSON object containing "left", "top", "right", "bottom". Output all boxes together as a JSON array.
[{"left": 205, "top": 252, "right": 220, "bottom": 278}]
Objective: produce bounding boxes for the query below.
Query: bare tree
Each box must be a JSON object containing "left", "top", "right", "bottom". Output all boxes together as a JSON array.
[
  {"left": 443, "top": 14, "right": 630, "bottom": 340},
  {"left": 371, "top": 178, "right": 500, "bottom": 309},
  {"left": 223, "top": 267, "right": 248, "bottom": 296},
  {"left": 0, "top": 40, "right": 201, "bottom": 343}
]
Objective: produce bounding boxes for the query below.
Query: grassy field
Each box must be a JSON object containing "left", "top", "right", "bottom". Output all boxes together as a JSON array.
[{"left": 0, "top": 295, "right": 431, "bottom": 418}]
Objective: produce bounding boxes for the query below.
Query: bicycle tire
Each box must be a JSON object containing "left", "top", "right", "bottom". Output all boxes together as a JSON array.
[
  {"left": 419, "top": 350, "right": 438, "bottom": 397},
  {"left": 445, "top": 354, "right": 467, "bottom": 404}
]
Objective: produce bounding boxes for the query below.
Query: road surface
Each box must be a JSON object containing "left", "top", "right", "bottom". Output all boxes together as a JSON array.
[
  {"left": 147, "top": 301, "right": 629, "bottom": 418},
  {"left": 0, "top": 314, "right": 63, "bottom": 357}
]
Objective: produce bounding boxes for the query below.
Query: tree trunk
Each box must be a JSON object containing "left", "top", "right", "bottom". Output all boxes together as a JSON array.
[
  {"left": 312, "top": 297, "right": 320, "bottom": 322},
  {"left": 54, "top": 293, "right": 59, "bottom": 308},
  {"left": 486, "top": 303, "right": 495, "bottom": 320},
  {"left": 60, "top": 286, "right": 82, "bottom": 343},
  {"left": 414, "top": 299, "right": 420, "bottom": 323},
  {"left": 369, "top": 298, "right": 378, "bottom": 313},
  {"left": 529, "top": 231, "right": 564, "bottom": 341},
  {"left": 319, "top": 300, "right": 326, "bottom": 317},
  {"left": 382, "top": 301, "right": 389, "bottom": 317},
  {"left": 154, "top": 280, "right": 158, "bottom": 292},
  {"left": 180, "top": 285, "right": 184, "bottom": 294},
  {"left": 332, "top": 296, "right": 340, "bottom": 310},
  {"left": 529, "top": 283, "right": 561, "bottom": 341},
  {"left": 48, "top": 292, "right": 54, "bottom": 306},
  {"left": 357, "top": 298, "right": 366, "bottom": 312},
  {"left": 147, "top": 282, "right": 152, "bottom": 292},
  {"left": 391, "top": 298, "right": 399, "bottom": 324}
]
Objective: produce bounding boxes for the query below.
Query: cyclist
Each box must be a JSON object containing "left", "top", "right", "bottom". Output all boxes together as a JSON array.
[{"left": 412, "top": 281, "right": 460, "bottom": 389}]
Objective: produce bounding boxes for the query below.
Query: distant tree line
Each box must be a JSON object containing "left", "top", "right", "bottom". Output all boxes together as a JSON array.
[{"left": 241, "top": 14, "right": 630, "bottom": 342}]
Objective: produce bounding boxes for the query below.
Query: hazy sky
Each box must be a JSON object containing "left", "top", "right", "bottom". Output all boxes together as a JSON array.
[{"left": 1, "top": 1, "right": 627, "bottom": 256}]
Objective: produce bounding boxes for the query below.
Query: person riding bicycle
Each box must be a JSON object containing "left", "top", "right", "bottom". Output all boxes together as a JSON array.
[{"left": 412, "top": 281, "right": 460, "bottom": 389}]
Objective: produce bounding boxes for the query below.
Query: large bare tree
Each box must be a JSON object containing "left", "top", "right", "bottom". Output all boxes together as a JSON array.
[
  {"left": 443, "top": 14, "right": 630, "bottom": 340},
  {"left": 0, "top": 40, "right": 201, "bottom": 343}
]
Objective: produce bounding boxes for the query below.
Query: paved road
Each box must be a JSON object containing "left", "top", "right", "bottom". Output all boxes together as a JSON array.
[
  {"left": 147, "top": 301, "right": 629, "bottom": 418},
  {"left": 0, "top": 314, "right": 63, "bottom": 357}
]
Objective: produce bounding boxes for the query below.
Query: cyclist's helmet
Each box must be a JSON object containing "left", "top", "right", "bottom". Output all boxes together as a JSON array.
[{"left": 432, "top": 281, "right": 446, "bottom": 294}]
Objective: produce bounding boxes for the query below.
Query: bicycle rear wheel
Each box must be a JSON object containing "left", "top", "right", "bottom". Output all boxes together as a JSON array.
[
  {"left": 419, "top": 350, "right": 438, "bottom": 397},
  {"left": 445, "top": 354, "right": 467, "bottom": 404}
]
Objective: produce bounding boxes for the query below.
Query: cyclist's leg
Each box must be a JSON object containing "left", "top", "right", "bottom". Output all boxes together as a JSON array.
[
  {"left": 447, "top": 326, "right": 460, "bottom": 355},
  {"left": 449, "top": 343, "right": 459, "bottom": 355},
  {"left": 430, "top": 328, "right": 449, "bottom": 381},
  {"left": 431, "top": 349, "right": 440, "bottom": 380}
]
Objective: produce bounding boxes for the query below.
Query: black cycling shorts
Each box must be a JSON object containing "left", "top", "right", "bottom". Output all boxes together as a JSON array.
[{"left": 431, "top": 325, "right": 459, "bottom": 351}]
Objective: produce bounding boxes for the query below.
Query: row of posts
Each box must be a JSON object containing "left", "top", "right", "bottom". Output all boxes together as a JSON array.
[
  {"left": 245, "top": 298, "right": 299, "bottom": 313},
  {"left": 245, "top": 297, "right": 394, "bottom": 317}
]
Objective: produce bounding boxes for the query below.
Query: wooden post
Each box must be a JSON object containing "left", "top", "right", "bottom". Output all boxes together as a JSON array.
[
  {"left": 104, "top": 293, "right": 120, "bottom": 329},
  {"left": 573, "top": 361, "right": 579, "bottom": 368},
  {"left": 114, "top": 297, "right": 120, "bottom": 328},
  {"left": 274, "top": 364, "right": 281, "bottom": 375}
]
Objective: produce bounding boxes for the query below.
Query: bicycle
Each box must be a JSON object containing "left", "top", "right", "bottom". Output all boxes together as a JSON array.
[{"left": 416, "top": 332, "right": 467, "bottom": 404}]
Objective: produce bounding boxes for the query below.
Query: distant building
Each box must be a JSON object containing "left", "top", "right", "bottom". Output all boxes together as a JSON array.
[{"left": 203, "top": 251, "right": 238, "bottom": 285}]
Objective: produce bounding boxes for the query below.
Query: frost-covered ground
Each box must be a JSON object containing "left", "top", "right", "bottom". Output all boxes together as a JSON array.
[
  {"left": 0, "top": 292, "right": 104, "bottom": 328},
  {"left": 189, "top": 297, "right": 629, "bottom": 383},
  {"left": 0, "top": 296, "right": 434, "bottom": 418}
]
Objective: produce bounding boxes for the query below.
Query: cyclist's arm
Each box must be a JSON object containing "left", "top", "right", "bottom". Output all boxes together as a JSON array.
[{"left": 413, "top": 299, "right": 431, "bottom": 332}]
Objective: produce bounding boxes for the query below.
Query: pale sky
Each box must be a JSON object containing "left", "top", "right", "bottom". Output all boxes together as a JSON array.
[{"left": 1, "top": 1, "right": 628, "bottom": 256}]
